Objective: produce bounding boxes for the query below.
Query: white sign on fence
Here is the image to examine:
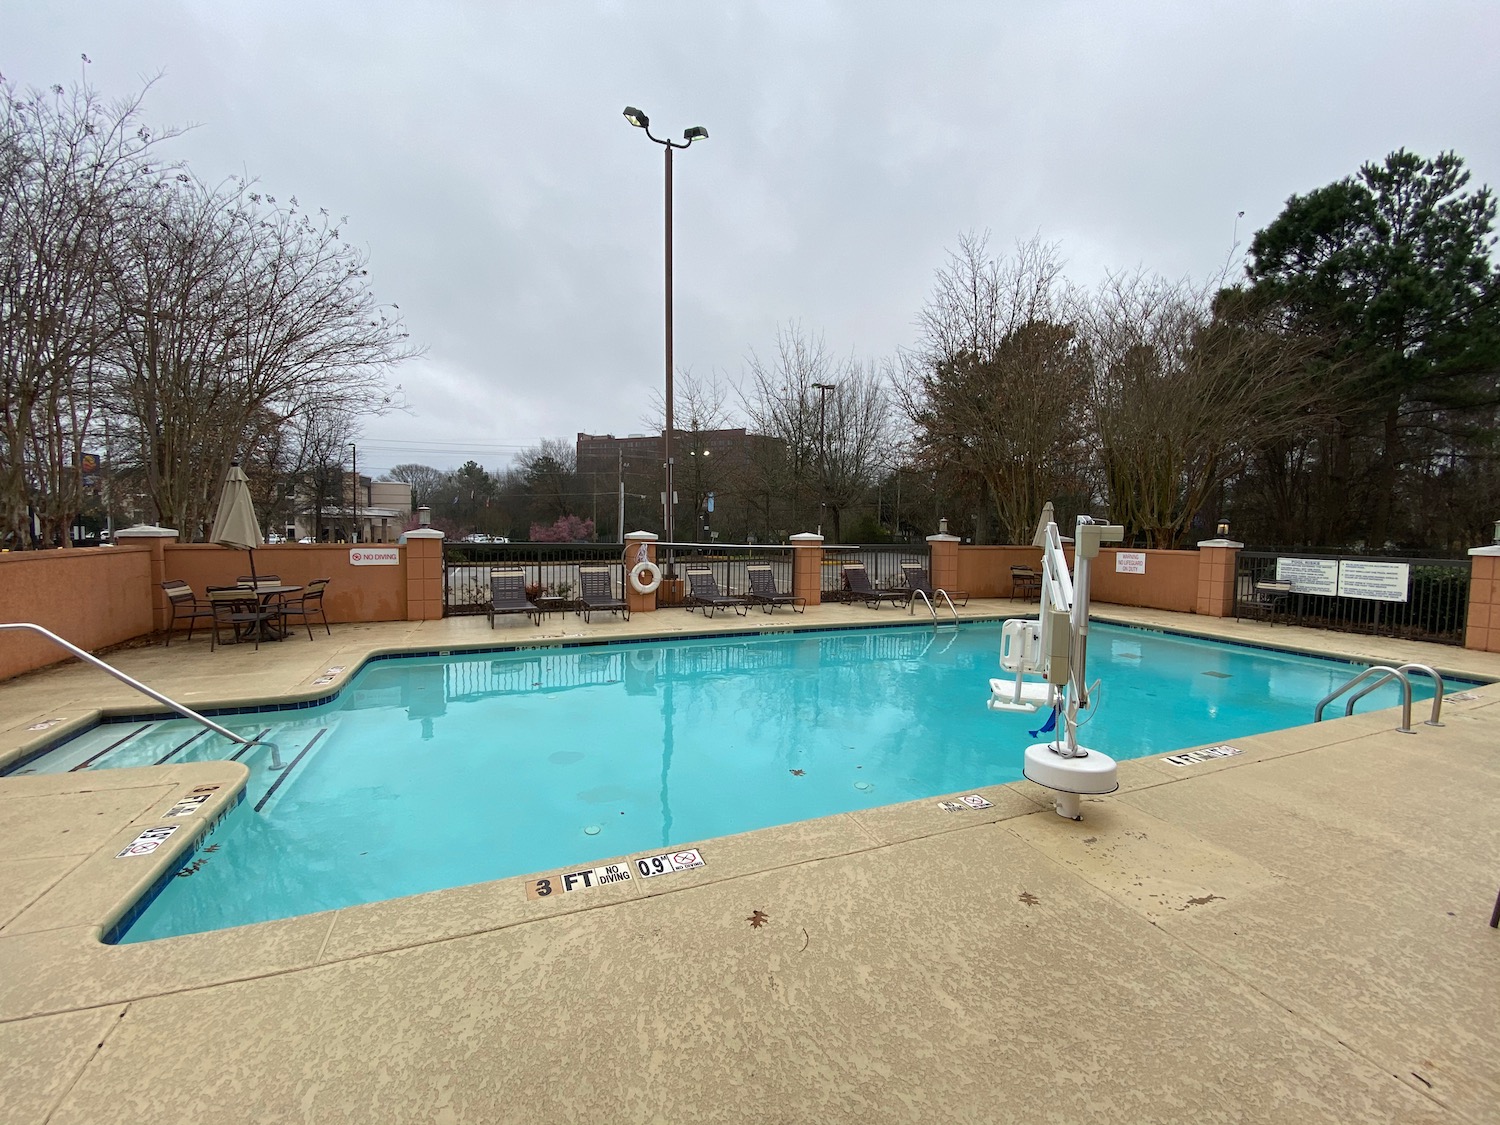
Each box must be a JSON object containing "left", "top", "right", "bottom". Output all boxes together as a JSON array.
[
  {"left": 349, "top": 547, "right": 400, "bottom": 566},
  {"left": 1337, "top": 560, "right": 1410, "bottom": 602},
  {"left": 1115, "top": 552, "right": 1146, "bottom": 574},
  {"left": 1276, "top": 557, "right": 1338, "bottom": 596}
]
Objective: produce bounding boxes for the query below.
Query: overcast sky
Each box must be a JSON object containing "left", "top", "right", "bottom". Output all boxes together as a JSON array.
[{"left": 6, "top": 2, "right": 1499, "bottom": 477}]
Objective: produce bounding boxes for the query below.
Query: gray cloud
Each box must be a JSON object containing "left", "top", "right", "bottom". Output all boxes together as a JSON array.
[{"left": 6, "top": 1, "right": 1497, "bottom": 476}]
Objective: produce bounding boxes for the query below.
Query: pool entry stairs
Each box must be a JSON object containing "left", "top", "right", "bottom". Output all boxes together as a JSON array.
[{"left": 11, "top": 717, "right": 330, "bottom": 813}]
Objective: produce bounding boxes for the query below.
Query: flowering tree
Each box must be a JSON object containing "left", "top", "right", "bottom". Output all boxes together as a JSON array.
[{"left": 529, "top": 515, "right": 594, "bottom": 542}]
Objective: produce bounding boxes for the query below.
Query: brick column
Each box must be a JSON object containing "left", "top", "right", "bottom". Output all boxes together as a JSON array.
[
  {"left": 926, "top": 531, "right": 960, "bottom": 591},
  {"left": 114, "top": 524, "right": 179, "bottom": 633},
  {"left": 624, "top": 531, "right": 659, "bottom": 614},
  {"left": 789, "top": 533, "right": 824, "bottom": 607},
  {"left": 1195, "top": 538, "right": 1243, "bottom": 618},
  {"left": 1465, "top": 544, "right": 1500, "bottom": 652},
  {"left": 402, "top": 529, "right": 445, "bottom": 621}
]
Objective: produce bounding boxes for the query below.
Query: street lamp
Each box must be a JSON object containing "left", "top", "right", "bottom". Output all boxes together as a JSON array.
[
  {"left": 812, "top": 382, "right": 836, "bottom": 535},
  {"left": 622, "top": 105, "right": 708, "bottom": 551}
]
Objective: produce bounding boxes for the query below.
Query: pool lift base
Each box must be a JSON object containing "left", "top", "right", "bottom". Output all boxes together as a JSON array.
[{"left": 1023, "top": 741, "right": 1119, "bottom": 820}]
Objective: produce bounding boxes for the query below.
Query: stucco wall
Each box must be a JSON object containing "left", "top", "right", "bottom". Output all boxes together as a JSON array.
[
  {"left": 956, "top": 546, "right": 1046, "bottom": 597},
  {"left": 163, "top": 544, "right": 407, "bottom": 625},
  {"left": 0, "top": 547, "right": 155, "bottom": 681},
  {"left": 958, "top": 544, "right": 1199, "bottom": 612}
]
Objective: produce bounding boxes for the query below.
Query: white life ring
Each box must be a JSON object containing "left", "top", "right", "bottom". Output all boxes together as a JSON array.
[{"left": 629, "top": 560, "right": 662, "bottom": 594}]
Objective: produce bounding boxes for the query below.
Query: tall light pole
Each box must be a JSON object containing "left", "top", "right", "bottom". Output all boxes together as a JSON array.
[
  {"left": 623, "top": 106, "right": 708, "bottom": 552},
  {"left": 349, "top": 442, "right": 358, "bottom": 543},
  {"left": 812, "top": 381, "right": 835, "bottom": 536}
]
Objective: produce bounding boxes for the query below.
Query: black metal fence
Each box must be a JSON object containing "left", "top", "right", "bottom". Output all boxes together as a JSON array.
[
  {"left": 440, "top": 540, "right": 931, "bottom": 615},
  {"left": 818, "top": 544, "right": 930, "bottom": 601},
  {"left": 650, "top": 543, "right": 794, "bottom": 607},
  {"left": 442, "top": 542, "right": 628, "bottom": 616},
  {"left": 1233, "top": 550, "right": 1470, "bottom": 645}
]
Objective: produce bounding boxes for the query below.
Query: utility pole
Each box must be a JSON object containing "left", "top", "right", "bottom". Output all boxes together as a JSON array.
[
  {"left": 812, "top": 382, "right": 835, "bottom": 536},
  {"left": 617, "top": 447, "right": 625, "bottom": 544},
  {"left": 349, "top": 443, "right": 358, "bottom": 543}
]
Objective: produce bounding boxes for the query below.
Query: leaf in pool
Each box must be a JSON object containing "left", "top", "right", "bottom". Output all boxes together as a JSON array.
[
  {"left": 747, "top": 909, "right": 770, "bottom": 929},
  {"left": 203, "top": 844, "right": 220, "bottom": 853},
  {"left": 789, "top": 769, "right": 804, "bottom": 776}
]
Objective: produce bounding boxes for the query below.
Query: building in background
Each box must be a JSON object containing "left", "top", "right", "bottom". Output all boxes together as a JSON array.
[{"left": 291, "top": 474, "right": 412, "bottom": 543}]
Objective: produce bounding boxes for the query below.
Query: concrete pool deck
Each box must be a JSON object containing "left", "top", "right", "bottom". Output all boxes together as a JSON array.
[{"left": 1, "top": 600, "right": 1497, "bottom": 1123}]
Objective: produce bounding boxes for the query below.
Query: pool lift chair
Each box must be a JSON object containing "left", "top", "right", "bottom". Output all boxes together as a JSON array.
[{"left": 988, "top": 511, "right": 1124, "bottom": 820}]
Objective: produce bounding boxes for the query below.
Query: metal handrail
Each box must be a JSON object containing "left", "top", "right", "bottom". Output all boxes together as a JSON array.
[
  {"left": 0, "top": 623, "right": 250, "bottom": 745},
  {"left": 1314, "top": 664, "right": 1414, "bottom": 734},
  {"left": 1345, "top": 662, "right": 1445, "bottom": 727},
  {"left": 908, "top": 588, "right": 959, "bottom": 628}
]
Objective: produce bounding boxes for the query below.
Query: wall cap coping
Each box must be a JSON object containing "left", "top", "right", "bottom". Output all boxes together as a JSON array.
[
  {"left": 115, "top": 524, "right": 179, "bottom": 538},
  {"left": 926, "top": 534, "right": 961, "bottom": 543},
  {"left": 1468, "top": 544, "right": 1500, "bottom": 556},
  {"left": 788, "top": 533, "right": 824, "bottom": 543},
  {"left": 1196, "top": 538, "right": 1244, "bottom": 549},
  {"left": 401, "top": 529, "right": 446, "bottom": 540},
  {"left": 624, "top": 531, "right": 659, "bottom": 541}
]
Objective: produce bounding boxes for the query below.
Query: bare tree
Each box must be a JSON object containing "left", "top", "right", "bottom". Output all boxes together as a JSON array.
[
  {"left": 105, "top": 175, "right": 416, "bottom": 537},
  {"left": 740, "top": 324, "right": 892, "bottom": 541},
  {"left": 1079, "top": 273, "right": 1329, "bottom": 547},
  {"left": 0, "top": 73, "right": 176, "bottom": 547},
  {"left": 644, "top": 369, "right": 741, "bottom": 541},
  {"left": 898, "top": 234, "right": 1090, "bottom": 543}
]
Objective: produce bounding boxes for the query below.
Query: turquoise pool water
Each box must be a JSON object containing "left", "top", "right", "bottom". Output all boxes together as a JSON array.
[{"left": 12, "top": 622, "right": 1444, "bottom": 941}]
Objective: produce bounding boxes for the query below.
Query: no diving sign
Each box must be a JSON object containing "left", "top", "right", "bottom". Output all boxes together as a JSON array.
[{"left": 523, "top": 850, "right": 706, "bottom": 900}]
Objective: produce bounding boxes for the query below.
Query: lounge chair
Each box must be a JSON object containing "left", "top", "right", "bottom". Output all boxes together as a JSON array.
[
  {"left": 684, "top": 567, "right": 749, "bottom": 618},
  {"left": 744, "top": 564, "right": 805, "bottom": 614},
  {"left": 578, "top": 566, "right": 630, "bottom": 623},
  {"left": 841, "top": 563, "right": 910, "bottom": 609},
  {"left": 1010, "top": 565, "right": 1042, "bottom": 600},
  {"left": 900, "top": 563, "right": 969, "bottom": 611},
  {"left": 160, "top": 580, "right": 215, "bottom": 646},
  {"left": 487, "top": 569, "right": 540, "bottom": 628},
  {"left": 281, "top": 579, "right": 332, "bottom": 638}
]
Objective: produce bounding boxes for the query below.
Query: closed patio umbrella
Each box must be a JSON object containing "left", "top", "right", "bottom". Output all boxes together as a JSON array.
[{"left": 210, "top": 461, "right": 264, "bottom": 583}]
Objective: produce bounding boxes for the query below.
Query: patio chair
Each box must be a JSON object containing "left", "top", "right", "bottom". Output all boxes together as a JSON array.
[
  {"left": 1010, "top": 566, "right": 1042, "bottom": 600},
  {"left": 1238, "top": 580, "right": 1292, "bottom": 624},
  {"left": 684, "top": 567, "right": 749, "bottom": 618},
  {"left": 206, "top": 586, "right": 275, "bottom": 651},
  {"left": 841, "top": 563, "right": 910, "bottom": 609},
  {"left": 488, "top": 569, "right": 540, "bottom": 628},
  {"left": 744, "top": 563, "right": 805, "bottom": 614},
  {"left": 578, "top": 566, "right": 630, "bottom": 623},
  {"left": 280, "top": 579, "right": 332, "bottom": 639},
  {"left": 160, "top": 580, "right": 216, "bottom": 646},
  {"left": 900, "top": 563, "right": 969, "bottom": 611}
]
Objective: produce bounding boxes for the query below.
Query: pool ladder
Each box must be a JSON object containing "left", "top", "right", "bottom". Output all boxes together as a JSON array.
[
  {"left": 1314, "top": 662, "right": 1445, "bottom": 734},
  {"left": 909, "top": 589, "right": 960, "bottom": 629}
]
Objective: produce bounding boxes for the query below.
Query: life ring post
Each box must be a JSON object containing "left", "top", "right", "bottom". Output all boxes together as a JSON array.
[{"left": 624, "top": 531, "right": 661, "bottom": 614}]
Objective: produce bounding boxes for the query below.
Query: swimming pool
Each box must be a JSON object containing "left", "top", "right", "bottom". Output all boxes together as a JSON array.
[{"left": 11, "top": 621, "right": 1446, "bottom": 941}]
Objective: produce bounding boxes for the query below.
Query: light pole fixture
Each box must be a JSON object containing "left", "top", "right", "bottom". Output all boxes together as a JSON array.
[
  {"left": 1216, "top": 517, "right": 1230, "bottom": 539},
  {"left": 622, "top": 105, "right": 708, "bottom": 550}
]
